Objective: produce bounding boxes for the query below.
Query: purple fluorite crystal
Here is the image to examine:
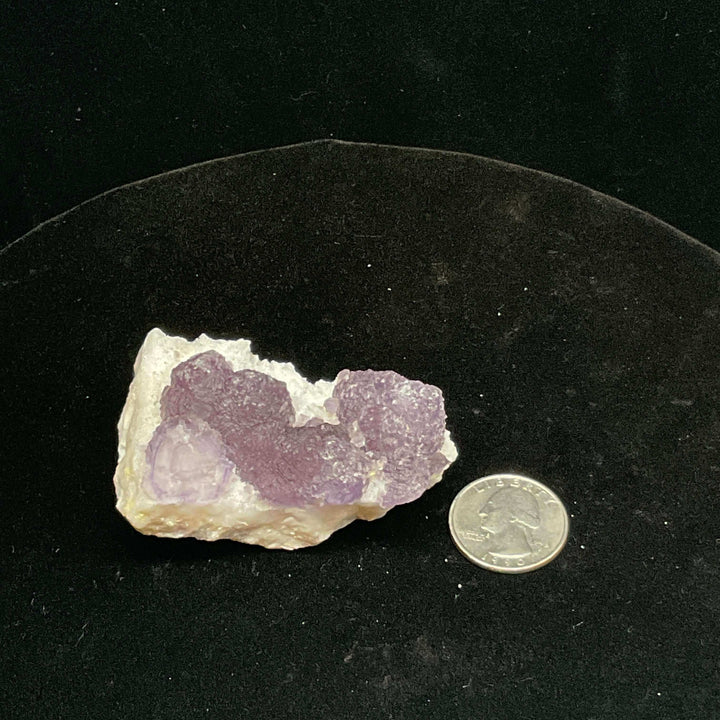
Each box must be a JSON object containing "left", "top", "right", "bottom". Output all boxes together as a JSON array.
[
  {"left": 333, "top": 369, "right": 449, "bottom": 507},
  {"left": 146, "top": 417, "right": 234, "bottom": 503},
  {"left": 144, "top": 351, "right": 451, "bottom": 508}
]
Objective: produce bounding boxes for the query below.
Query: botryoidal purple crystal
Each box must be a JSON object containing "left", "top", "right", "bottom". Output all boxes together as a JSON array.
[{"left": 143, "top": 351, "right": 452, "bottom": 509}]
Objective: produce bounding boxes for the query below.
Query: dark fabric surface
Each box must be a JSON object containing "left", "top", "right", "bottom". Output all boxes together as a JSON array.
[
  {"left": 1, "top": 2, "right": 719, "bottom": 252},
  {"left": 1, "top": 141, "right": 719, "bottom": 718}
]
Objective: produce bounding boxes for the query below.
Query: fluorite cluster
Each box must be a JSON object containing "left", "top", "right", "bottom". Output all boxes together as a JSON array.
[{"left": 114, "top": 329, "right": 457, "bottom": 549}]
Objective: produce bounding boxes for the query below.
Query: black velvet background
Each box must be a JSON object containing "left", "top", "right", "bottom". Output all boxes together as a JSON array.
[
  {"left": 1, "top": 140, "right": 719, "bottom": 718},
  {"left": 2, "top": 2, "right": 720, "bottom": 718},
  {"left": 1, "top": 2, "right": 719, "bottom": 252}
]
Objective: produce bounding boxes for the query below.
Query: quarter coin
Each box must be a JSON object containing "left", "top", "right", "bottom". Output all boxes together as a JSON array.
[{"left": 449, "top": 474, "right": 569, "bottom": 573}]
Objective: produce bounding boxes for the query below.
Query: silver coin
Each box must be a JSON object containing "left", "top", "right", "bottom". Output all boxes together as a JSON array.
[{"left": 449, "top": 474, "right": 569, "bottom": 573}]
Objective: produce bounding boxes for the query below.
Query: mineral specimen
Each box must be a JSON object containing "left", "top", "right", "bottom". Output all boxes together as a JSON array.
[{"left": 114, "top": 329, "right": 458, "bottom": 549}]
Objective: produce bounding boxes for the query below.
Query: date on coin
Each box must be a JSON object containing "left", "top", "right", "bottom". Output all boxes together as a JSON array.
[{"left": 449, "top": 474, "right": 569, "bottom": 573}]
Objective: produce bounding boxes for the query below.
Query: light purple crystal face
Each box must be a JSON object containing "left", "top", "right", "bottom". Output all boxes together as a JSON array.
[
  {"left": 146, "top": 417, "right": 234, "bottom": 503},
  {"left": 143, "top": 352, "right": 451, "bottom": 508},
  {"left": 332, "top": 370, "right": 449, "bottom": 506}
]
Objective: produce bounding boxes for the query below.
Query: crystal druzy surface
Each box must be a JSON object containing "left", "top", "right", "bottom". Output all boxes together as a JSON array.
[
  {"left": 114, "top": 329, "right": 458, "bottom": 548},
  {"left": 147, "top": 351, "right": 450, "bottom": 508}
]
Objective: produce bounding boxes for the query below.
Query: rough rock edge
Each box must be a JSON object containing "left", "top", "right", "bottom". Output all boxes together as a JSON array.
[{"left": 114, "top": 328, "right": 458, "bottom": 549}]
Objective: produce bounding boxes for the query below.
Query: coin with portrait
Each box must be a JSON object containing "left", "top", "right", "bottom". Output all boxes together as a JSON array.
[{"left": 449, "top": 474, "right": 569, "bottom": 573}]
